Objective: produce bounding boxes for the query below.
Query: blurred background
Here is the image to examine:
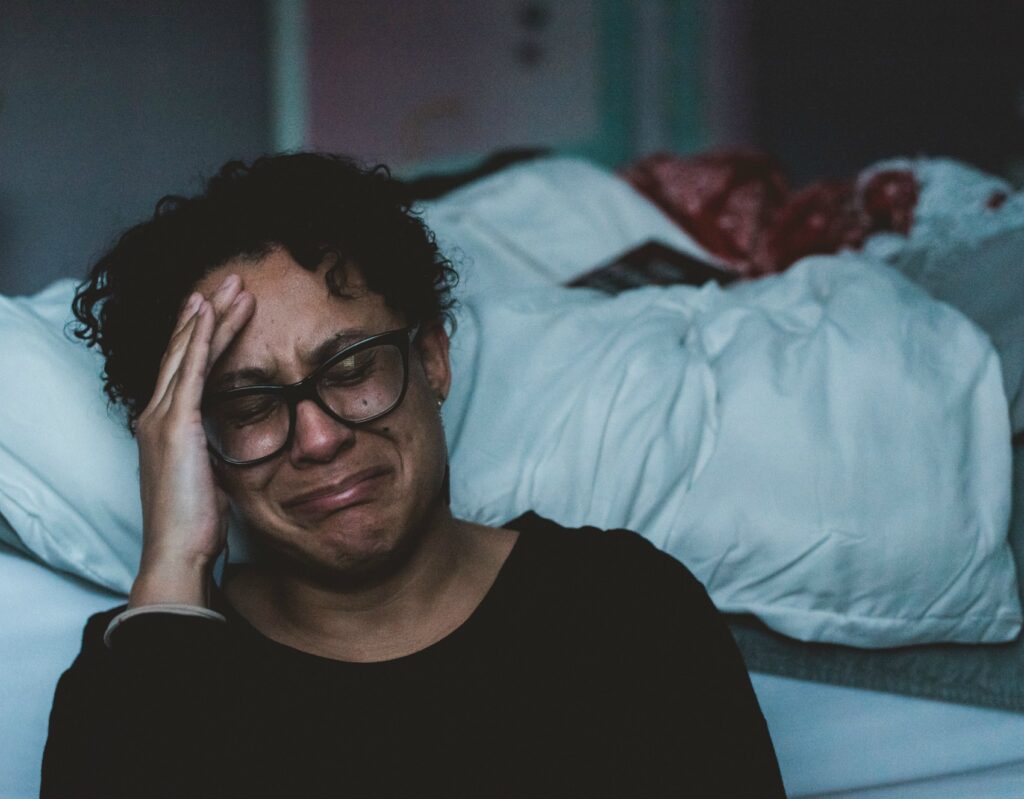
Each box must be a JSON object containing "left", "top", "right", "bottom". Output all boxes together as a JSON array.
[{"left": 1, "top": 0, "right": 1022, "bottom": 296}]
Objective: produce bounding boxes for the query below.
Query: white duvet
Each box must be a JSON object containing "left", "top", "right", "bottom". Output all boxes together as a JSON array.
[{"left": 445, "top": 255, "right": 1021, "bottom": 647}]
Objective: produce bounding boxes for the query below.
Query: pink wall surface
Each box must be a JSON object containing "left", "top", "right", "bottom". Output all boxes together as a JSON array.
[{"left": 306, "top": 0, "right": 600, "bottom": 168}]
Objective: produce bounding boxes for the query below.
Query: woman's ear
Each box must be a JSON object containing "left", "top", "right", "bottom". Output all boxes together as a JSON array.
[{"left": 416, "top": 321, "right": 452, "bottom": 402}]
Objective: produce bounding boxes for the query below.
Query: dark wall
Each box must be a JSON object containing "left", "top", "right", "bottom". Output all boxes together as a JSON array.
[
  {"left": 0, "top": 0, "right": 272, "bottom": 296},
  {"left": 750, "top": 0, "right": 1024, "bottom": 184}
]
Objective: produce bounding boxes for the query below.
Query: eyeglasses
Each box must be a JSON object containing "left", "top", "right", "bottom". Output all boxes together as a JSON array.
[{"left": 201, "top": 325, "right": 419, "bottom": 466}]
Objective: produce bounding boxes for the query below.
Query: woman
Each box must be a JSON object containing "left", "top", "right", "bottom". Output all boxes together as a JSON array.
[{"left": 41, "top": 153, "right": 785, "bottom": 798}]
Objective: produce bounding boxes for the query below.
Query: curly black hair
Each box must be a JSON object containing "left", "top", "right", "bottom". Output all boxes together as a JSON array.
[{"left": 72, "top": 152, "right": 458, "bottom": 434}]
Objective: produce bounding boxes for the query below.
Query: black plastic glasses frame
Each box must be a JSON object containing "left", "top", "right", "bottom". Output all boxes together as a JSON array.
[{"left": 202, "top": 324, "right": 419, "bottom": 466}]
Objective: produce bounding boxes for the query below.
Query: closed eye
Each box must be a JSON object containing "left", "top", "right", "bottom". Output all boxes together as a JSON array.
[
  {"left": 320, "top": 352, "right": 377, "bottom": 387},
  {"left": 218, "top": 395, "right": 281, "bottom": 427}
]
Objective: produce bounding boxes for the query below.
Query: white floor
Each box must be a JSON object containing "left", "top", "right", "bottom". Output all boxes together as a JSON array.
[{"left": 753, "top": 673, "right": 1024, "bottom": 798}]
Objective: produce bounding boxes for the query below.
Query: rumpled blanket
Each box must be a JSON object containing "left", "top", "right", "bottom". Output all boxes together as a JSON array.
[{"left": 445, "top": 256, "right": 1020, "bottom": 647}]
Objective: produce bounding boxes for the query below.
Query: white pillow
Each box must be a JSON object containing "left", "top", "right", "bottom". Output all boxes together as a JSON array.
[
  {"left": 446, "top": 256, "right": 1021, "bottom": 647},
  {"left": 0, "top": 510, "right": 30, "bottom": 555},
  {"left": 0, "top": 281, "right": 140, "bottom": 592},
  {"left": 862, "top": 158, "right": 1024, "bottom": 433},
  {"left": 419, "top": 155, "right": 718, "bottom": 300},
  {"left": 0, "top": 281, "right": 257, "bottom": 593}
]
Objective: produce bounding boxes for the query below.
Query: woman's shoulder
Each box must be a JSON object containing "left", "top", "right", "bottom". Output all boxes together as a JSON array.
[{"left": 498, "top": 511, "right": 713, "bottom": 614}]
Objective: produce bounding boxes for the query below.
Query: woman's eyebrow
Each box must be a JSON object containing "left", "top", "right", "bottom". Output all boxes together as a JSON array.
[
  {"left": 215, "top": 329, "right": 375, "bottom": 389},
  {"left": 214, "top": 366, "right": 275, "bottom": 390},
  {"left": 306, "top": 329, "right": 373, "bottom": 365}
]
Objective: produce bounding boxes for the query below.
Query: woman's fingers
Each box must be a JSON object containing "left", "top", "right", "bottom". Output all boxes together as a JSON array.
[
  {"left": 150, "top": 307, "right": 202, "bottom": 408},
  {"left": 175, "top": 301, "right": 216, "bottom": 409},
  {"left": 171, "top": 292, "right": 202, "bottom": 336},
  {"left": 206, "top": 274, "right": 242, "bottom": 321},
  {"left": 149, "top": 275, "right": 246, "bottom": 411},
  {"left": 207, "top": 291, "right": 256, "bottom": 375},
  {"left": 160, "top": 285, "right": 256, "bottom": 417},
  {"left": 151, "top": 300, "right": 212, "bottom": 417},
  {"left": 197, "top": 274, "right": 249, "bottom": 370}
]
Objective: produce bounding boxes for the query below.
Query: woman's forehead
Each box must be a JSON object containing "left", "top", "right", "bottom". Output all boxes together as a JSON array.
[
  {"left": 198, "top": 250, "right": 403, "bottom": 377},
  {"left": 197, "top": 248, "right": 362, "bottom": 300}
]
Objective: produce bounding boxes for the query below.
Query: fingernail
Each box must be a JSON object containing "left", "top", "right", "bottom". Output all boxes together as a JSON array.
[
  {"left": 217, "top": 274, "right": 239, "bottom": 293},
  {"left": 183, "top": 293, "right": 201, "bottom": 314}
]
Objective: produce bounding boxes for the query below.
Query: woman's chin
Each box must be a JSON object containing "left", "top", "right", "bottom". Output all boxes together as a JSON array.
[{"left": 279, "top": 514, "right": 422, "bottom": 587}]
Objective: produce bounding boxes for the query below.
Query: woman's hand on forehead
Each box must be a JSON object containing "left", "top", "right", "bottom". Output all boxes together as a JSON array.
[{"left": 130, "top": 274, "right": 256, "bottom": 610}]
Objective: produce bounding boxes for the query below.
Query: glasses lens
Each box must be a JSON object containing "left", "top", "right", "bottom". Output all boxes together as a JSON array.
[
  {"left": 318, "top": 343, "right": 405, "bottom": 422},
  {"left": 204, "top": 392, "right": 289, "bottom": 463},
  {"left": 202, "top": 338, "right": 409, "bottom": 465}
]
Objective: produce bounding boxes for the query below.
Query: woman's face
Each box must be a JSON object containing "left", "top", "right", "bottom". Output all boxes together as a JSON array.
[{"left": 194, "top": 249, "right": 451, "bottom": 584}]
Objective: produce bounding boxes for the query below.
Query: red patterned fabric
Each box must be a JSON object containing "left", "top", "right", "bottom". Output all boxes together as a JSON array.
[
  {"left": 621, "top": 152, "right": 787, "bottom": 274},
  {"left": 622, "top": 152, "right": 919, "bottom": 278}
]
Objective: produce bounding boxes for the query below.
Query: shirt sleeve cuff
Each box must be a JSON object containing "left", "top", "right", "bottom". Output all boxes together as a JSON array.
[{"left": 104, "top": 603, "right": 227, "bottom": 649}]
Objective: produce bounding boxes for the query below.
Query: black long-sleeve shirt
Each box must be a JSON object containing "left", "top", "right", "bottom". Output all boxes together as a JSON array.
[{"left": 41, "top": 513, "right": 786, "bottom": 798}]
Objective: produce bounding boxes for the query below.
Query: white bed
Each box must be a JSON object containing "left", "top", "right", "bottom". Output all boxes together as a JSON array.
[
  {"left": 4, "top": 543, "right": 1024, "bottom": 799},
  {"left": 4, "top": 154, "right": 1024, "bottom": 797}
]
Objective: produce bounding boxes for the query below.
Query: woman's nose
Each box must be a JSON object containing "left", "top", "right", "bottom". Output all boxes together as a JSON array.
[{"left": 288, "top": 399, "right": 356, "bottom": 466}]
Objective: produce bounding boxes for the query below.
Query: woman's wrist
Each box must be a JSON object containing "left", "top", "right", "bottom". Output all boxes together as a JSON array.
[{"left": 130, "top": 551, "right": 216, "bottom": 609}]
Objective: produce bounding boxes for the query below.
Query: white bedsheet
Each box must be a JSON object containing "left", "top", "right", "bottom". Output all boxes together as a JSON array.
[
  {"left": 0, "top": 547, "right": 119, "bottom": 799},
  {"left": 754, "top": 673, "right": 1024, "bottom": 798}
]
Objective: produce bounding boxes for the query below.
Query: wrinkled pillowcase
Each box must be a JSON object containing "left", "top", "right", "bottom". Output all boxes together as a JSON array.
[
  {"left": 445, "top": 257, "right": 1021, "bottom": 647},
  {"left": 0, "top": 281, "right": 141, "bottom": 591},
  {"left": 863, "top": 157, "right": 1024, "bottom": 433}
]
